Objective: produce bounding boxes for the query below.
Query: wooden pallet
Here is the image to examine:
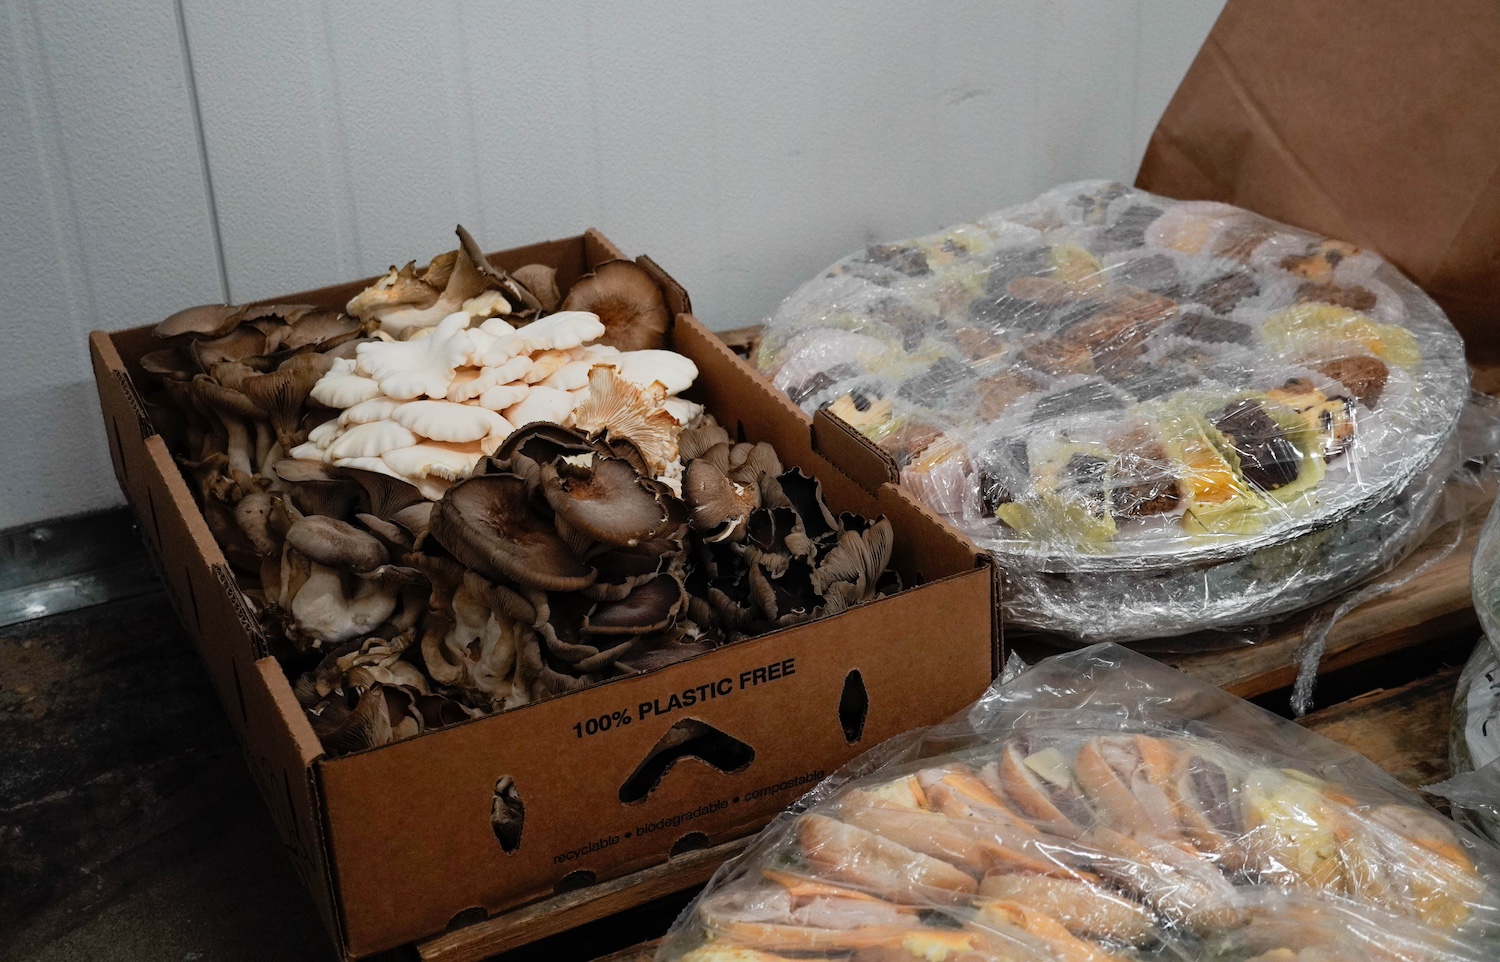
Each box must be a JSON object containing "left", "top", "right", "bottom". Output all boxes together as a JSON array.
[{"left": 1298, "top": 664, "right": 1460, "bottom": 792}]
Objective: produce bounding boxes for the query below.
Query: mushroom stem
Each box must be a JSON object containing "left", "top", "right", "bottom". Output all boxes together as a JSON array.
[{"left": 222, "top": 417, "right": 256, "bottom": 481}]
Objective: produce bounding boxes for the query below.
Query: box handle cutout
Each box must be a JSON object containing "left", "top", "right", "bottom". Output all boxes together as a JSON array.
[
  {"left": 619, "top": 719, "right": 754, "bottom": 804},
  {"left": 838, "top": 670, "right": 869, "bottom": 743},
  {"left": 670, "top": 832, "right": 710, "bottom": 857},
  {"left": 555, "top": 870, "right": 597, "bottom": 895},
  {"left": 446, "top": 906, "right": 488, "bottom": 931},
  {"left": 490, "top": 776, "right": 525, "bottom": 853}
]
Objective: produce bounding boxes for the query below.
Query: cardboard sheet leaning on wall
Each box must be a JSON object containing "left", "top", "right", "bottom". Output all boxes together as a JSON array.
[{"left": 1137, "top": 0, "right": 1500, "bottom": 363}]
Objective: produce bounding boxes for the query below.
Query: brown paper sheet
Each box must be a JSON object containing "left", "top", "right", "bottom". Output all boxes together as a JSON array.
[{"left": 1138, "top": 0, "right": 1500, "bottom": 361}]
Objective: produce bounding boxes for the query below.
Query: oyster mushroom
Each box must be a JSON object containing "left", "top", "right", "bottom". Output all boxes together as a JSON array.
[
  {"left": 155, "top": 303, "right": 241, "bottom": 341},
  {"left": 355, "top": 313, "right": 475, "bottom": 399},
  {"left": 347, "top": 230, "right": 510, "bottom": 338},
  {"left": 278, "top": 515, "right": 416, "bottom": 646},
  {"left": 190, "top": 376, "right": 266, "bottom": 481},
  {"left": 513, "top": 264, "right": 561, "bottom": 312},
  {"left": 311, "top": 358, "right": 384, "bottom": 408},
  {"left": 481, "top": 311, "right": 606, "bottom": 363},
  {"left": 582, "top": 571, "right": 687, "bottom": 636},
  {"left": 684, "top": 457, "right": 759, "bottom": 543},
  {"left": 540, "top": 455, "right": 672, "bottom": 547},
  {"left": 612, "top": 350, "right": 698, "bottom": 396},
  {"left": 560, "top": 260, "right": 670, "bottom": 351},
  {"left": 431, "top": 474, "right": 596, "bottom": 591},
  {"left": 391, "top": 399, "right": 511, "bottom": 444},
  {"left": 571, "top": 366, "right": 680, "bottom": 476},
  {"left": 241, "top": 353, "right": 337, "bottom": 451}
]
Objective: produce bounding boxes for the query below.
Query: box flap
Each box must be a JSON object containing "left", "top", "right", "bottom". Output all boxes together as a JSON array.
[
  {"left": 811, "top": 408, "right": 900, "bottom": 500},
  {"left": 1138, "top": 0, "right": 1500, "bottom": 359}
]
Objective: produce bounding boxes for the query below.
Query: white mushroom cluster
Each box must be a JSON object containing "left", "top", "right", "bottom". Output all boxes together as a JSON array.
[
  {"left": 285, "top": 227, "right": 703, "bottom": 499},
  {"left": 288, "top": 310, "right": 701, "bottom": 499}
]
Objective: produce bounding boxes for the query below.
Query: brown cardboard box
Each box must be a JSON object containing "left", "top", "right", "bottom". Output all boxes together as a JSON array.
[
  {"left": 89, "top": 231, "right": 998, "bottom": 958},
  {"left": 1137, "top": 0, "right": 1500, "bottom": 361}
]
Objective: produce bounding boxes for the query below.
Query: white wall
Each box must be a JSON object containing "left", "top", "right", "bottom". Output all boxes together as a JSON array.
[{"left": 0, "top": 0, "right": 1225, "bottom": 530}]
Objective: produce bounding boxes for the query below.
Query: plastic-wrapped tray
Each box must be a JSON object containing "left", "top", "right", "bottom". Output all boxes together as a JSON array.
[
  {"left": 757, "top": 182, "right": 1469, "bottom": 640},
  {"left": 659, "top": 644, "right": 1500, "bottom": 962}
]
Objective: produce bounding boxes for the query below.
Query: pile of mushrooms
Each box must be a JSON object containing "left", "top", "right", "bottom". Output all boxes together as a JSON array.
[{"left": 137, "top": 227, "right": 902, "bottom": 756}]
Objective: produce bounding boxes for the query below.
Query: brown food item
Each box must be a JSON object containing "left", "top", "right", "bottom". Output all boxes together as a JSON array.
[
  {"left": 1108, "top": 430, "right": 1181, "bottom": 517},
  {"left": 1296, "top": 280, "right": 1378, "bottom": 311},
  {"left": 1213, "top": 220, "right": 1278, "bottom": 261},
  {"left": 1019, "top": 338, "right": 1094, "bottom": 377},
  {"left": 975, "top": 370, "right": 1042, "bottom": 421},
  {"left": 952, "top": 326, "right": 1010, "bottom": 363},
  {"left": 1316, "top": 355, "right": 1389, "bottom": 408},
  {"left": 1193, "top": 271, "right": 1260, "bottom": 313},
  {"left": 1280, "top": 240, "right": 1361, "bottom": 283},
  {"left": 876, "top": 421, "right": 945, "bottom": 467}
]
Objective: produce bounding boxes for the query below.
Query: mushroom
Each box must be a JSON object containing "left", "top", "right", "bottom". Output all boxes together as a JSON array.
[
  {"left": 311, "top": 358, "right": 384, "bottom": 408},
  {"left": 431, "top": 474, "right": 596, "bottom": 591},
  {"left": 482, "top": 311, "right": 606, "bottom": 363},
  {"left": 513, "top": 264, "right": 561, "bottom": 312},
  {"left": 612, "top": 350, "right": 699, "bottom": 396},
  {"left": 241, "top": 353, "right": 336, "bottom": 450},
  {"left": 155, "top": 303, "right": 241, "bottom": 342},
  {"left": 570, "top": 366, "right": 680, "bottom": 476},
  {"left": 560, "top": 260, "right": 670, "bottom": 351},
  {"left": 391, "top": 399, "right": 512, "bottom": 444},
  {"left": 503, "top": 386, "right": 576, "bottom": 427},
  {"left": 540, "top": 455, "right": 671, "bottom": 547},
  {"left": 277, "top": 515, "right": 417, "bottom": 647},
  {"left": 355, "top": 313, "right": 475, "bottom": 399},
  {"left": 684, "top": 458, "right": 759, "bottom": 543},
  {"left": 346, "top": 229, "right": 511, "bottom": 338}
]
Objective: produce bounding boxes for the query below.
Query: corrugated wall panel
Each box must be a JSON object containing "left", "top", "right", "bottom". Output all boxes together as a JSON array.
[
  {"left": 3, "top": 0, "right": 1223, "bottom": 527},
  {"left": 0, "top": 0, "right": 222, "bottom": 529}
]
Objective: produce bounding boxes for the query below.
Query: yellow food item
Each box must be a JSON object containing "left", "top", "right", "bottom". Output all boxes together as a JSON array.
[{"left": 1261, "top": 304, "right": 1421, "bottom": 368}]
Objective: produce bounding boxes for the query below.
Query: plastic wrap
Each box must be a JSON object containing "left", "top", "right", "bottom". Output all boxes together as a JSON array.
[
  {"left": 757, "top": 182, "right": 1470, "bottom": 642},
  {"left": 1431, "top": 495, "right": 1500, "bottom": 842},
  {"left": 658, "top": 644, "right": 1500, "bottom": 962}
]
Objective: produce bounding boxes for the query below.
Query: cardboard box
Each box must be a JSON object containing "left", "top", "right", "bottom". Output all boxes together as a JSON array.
[{"left": 89, "top": 231, "right": 999, "bottom": 958}]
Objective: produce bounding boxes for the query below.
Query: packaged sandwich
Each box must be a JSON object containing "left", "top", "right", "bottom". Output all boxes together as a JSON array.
[{"left": 659, "top": 645, "right": 1500, "bottom": 962}]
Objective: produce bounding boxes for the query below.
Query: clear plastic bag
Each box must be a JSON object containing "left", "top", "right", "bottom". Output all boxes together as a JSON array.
[
  {"left": 1430, "top": 495, "right": 1500, "bottom": 842},
  {"left": 757, "top": 182, "right": 1470, "bottom": 642},
  {"left": 659, "top": 644, "right": 1500, "bottom": 962}
]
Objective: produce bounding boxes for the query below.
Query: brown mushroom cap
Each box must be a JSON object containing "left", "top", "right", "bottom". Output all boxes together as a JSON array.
[
  {"left": 560, "top": 260, "right": 669, "bottom": 351},
  {"left": 512, "top": 264, "right": 561, "bottom": 312},
  {"left": 582, "top": 572, "right": 686, "bottom": 636},
  {"left": 431, "top": 474, "right": 596, "bottom": 591},
  {"left": 683, "top": 458, "right": 757, "bottom": 543},
  {"left": 278, "top": 310, "right": 363, "bottom": 353},
  {"left": 140, "top": 349, "right": 198, "bottom": 382},
  {"left": 541, "top": 456, "right": 670, "bottom": 548},
  {"left": 155, "top": 303, "right": 240, "bottom": 340},
  {"left": 241, "top": 353, "right": 336, "bottom": 448},
  {"left": 493, "top": 422, "right": 594, "bottom": 466},
  {"left": 456, "top": 224, "right": 539, "bottom": 312},
  {"left": 286, "top": 515, "right": 389, "bottom": 571},
  {"left": 190, "top": 326, "right": 270, "bottom": 371},
  {"left": 191, "top": 375, "right": 266, "bottom": 422}
]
